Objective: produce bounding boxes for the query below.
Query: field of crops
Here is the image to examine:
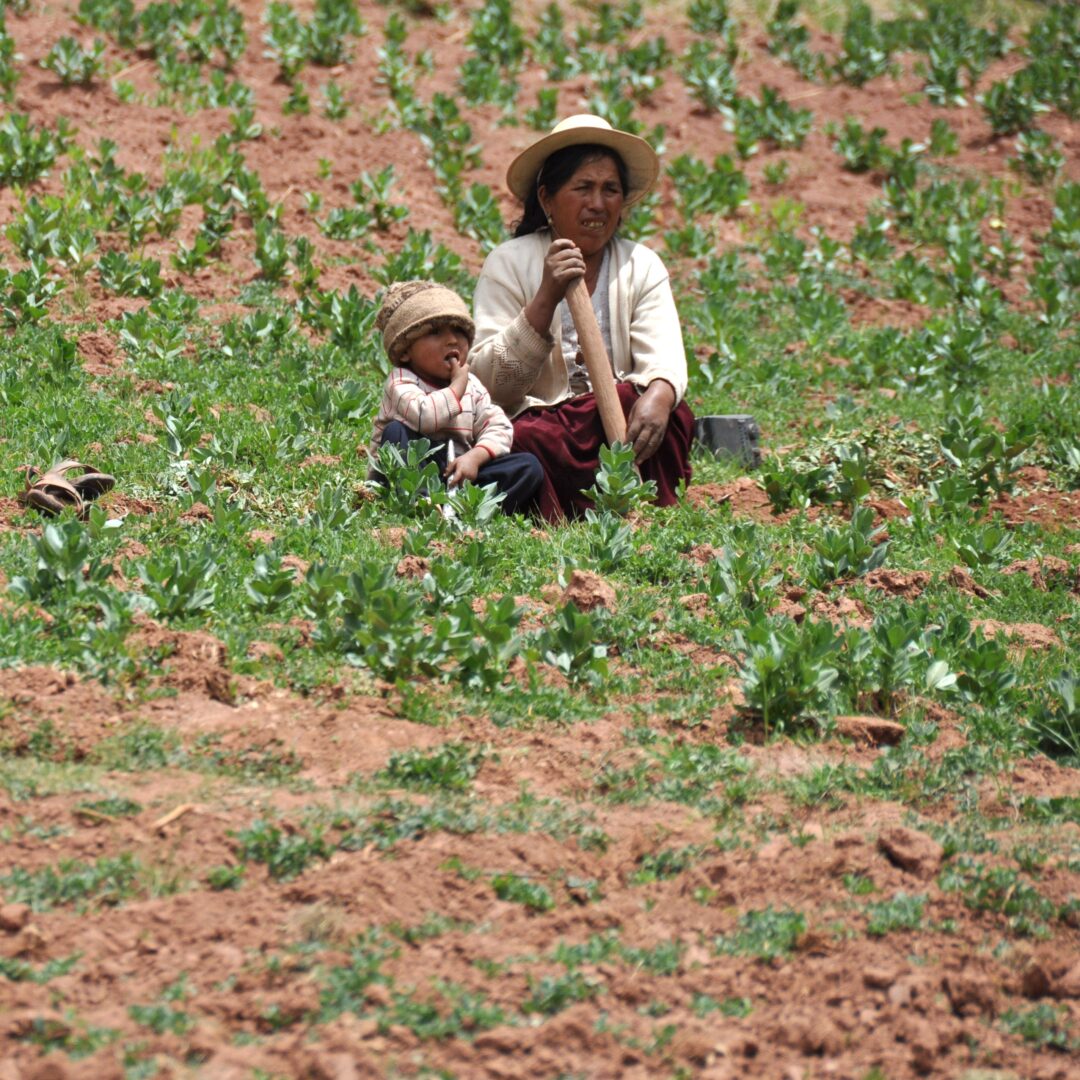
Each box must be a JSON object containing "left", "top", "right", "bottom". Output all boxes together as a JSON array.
[{"left": 0, "top": 0, "right": 1078, "bottom": 1076}]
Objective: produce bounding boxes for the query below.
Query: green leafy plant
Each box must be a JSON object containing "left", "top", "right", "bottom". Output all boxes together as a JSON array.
[
  {"left": 244, "top": 551, "right": 295, "bottom": 612},
  {"left": 951, "top": 520, "right": 1011, "bottom": 569},
  {"left": 668, "top": 152, "right": 748, "bottom": 220},
  {"left": 253, "top": 219, "right": 289, "bottom": 282},
  {"left": 735, "top": 616, "right": 839, "bottom": 735},
  {"left": 584, "top": 441, "right": 656, "bottom": 516},
  {"left": 680, "top": 41, "right": 737, "bottom": 113},
  {"left": 714, "top": 906, "right": 806, "bottom": 962},
  {"left": 9, "top": 520, "right": 112, "bottom": 601},
  {"left": 233, "top": 818, "right": 330, "bottom": 881},
  {"left": 491, "top": 872, "right": 554, "bottom": 913},
  {"left": 42, "top": 36, "right": 105, "bottom": 85},
  {"left": 832, "top": 117, "right": 890, "bottom": 174},
  {"left": 766, "top": 0, "right": 823, "bottom": 80},
  {"left": 585, "top": 510, "right": 635, "bottom": 571},
  {"left": 725, "top": 86, "right": 812, "bottom": 158},
  {"left": 980, "top": 75, "right": 1048, "bottom": 136},
  {"left": 2, "top": 853, "right": 141, "bottom": 911},
  {"left": 704, "top": 527, "right": 781, "bottom": 610},
  {"left": 0, "top": 114, "right": 73, "bottom": 187},
  {"left": 206, "top": 863, "right": 245, "bottom": 891},
  {"left": 377, "top": 743, "right": 486, "bottom": 793},
  {"left": 864, "top": 891, "right": 927, "bottom": 936},
  {"left": 374, "top": 437, "right": 446, "bottom": 516},
  {"left": 1025, "top": 675, "right": 1079, "bottom": 761},
  {"left": 0, "top": 17, "right": 20, "bottom": 101},
  {"left": 1000, "top": 1004, "right": 1077, "bottom": 1052},
  {"left": 807, "top": 505, "right": 889, "bottom": 587},
  {"left": 535, "top": 603, "right": 610, "bottom": 687},
  {"left": 832, "top": 1, "right": 894, "bottom": 86},
  {"left": 97, "top": 251, "right": 163, "bottom": 297},
  {"left": 350, "top": 165, "right": 409, "bottom": 231},
  {"left": 137, "top": 546, "right": 219, "bottom": 618},
  {"left": 1010, "top": 130, "right": 1064, "bottom": 185}
]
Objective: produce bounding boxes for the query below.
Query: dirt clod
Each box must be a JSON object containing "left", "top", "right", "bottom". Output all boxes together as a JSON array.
[
  {"left": 1021, "top": 962, "right": 1052, "bottom": 1000},
  {"left": 877, "top": 827, "right": 944, "bottom": 878},
  {"left": 863, "top": 568, "right": 930, "bottom": 598},
  {"left": 559, "top": 569, "right": 617, "bottom": 611},
  {"left": 395, "top": 555, "right": 429, "bottom": 578},
  {"left": 835, "top": 715, "right": 906, "bottom": 747},
  {"left": 946, "top": 565, "right": 993, "bottom": 598},
  {"left": 0, "top": 903, "right": 31, "bottom": 933},
  {"left": 1000, "top": 557, "right": 1075, "bottom": 592},
  {"left": 944, "top": 972, "right": 999, "bottom": 1018},
  {"left": 972, "top": 620, "right": 1061, "bottom": 652}
]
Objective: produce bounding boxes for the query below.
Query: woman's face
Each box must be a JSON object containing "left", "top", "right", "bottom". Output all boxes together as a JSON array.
[{"left": 539, "top": 153, "right": 625, "bottom": 260}]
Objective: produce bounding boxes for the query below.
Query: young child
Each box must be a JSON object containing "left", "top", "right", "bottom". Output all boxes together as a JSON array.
[{"left": 369, "top": 281, "right": 543, "bottom": 514}]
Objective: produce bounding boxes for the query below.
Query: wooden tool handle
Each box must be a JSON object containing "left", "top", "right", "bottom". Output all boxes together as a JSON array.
[{"left": 564, "top": 278, "right": 626, "bottom": 446}]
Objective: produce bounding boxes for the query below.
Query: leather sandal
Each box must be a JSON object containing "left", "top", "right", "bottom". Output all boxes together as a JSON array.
[
  {"left": 51, "top": 459, "right": 116, "bottom": 501},
  {"left": 17, "top": 460, "right": 115, "bottom": 518},
  {"left": 18, "top": 465, "right": 85, "bottom": 517}
]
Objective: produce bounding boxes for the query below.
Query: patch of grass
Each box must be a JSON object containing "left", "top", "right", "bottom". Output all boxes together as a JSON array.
[
  {"left": 2, "top": 853, "right": 141, "bottom": 911},
  {"left": 714, "top": 906, "right": 807, "bottom": 963},
  {"left": 1000, "top": 1003, "right": 1077, "bottom": 1052},
  {"left": 233, "top": 819, "right": 330, "bottom": 881},
  {"left": 692, "top": 992, "right": 753, "bottom": 1018},
  {"left": 939, "top": 857, "right": 1057, "bottom": 937},
  {"left": 864, "top": 891, "right": 928, "bottom": 936},
  {"left": 629, "top": 844, "right": 706, "bottom": 885},
  {"left": 523, "top": 970, "right": 601, "bottom": 1015},
  {"left": 16, "top": 1014, "right": 118, "bottom": 1058},
  {"left": 75, "top": 796, "right": 142, "bottom": 817},
  {"left": 375, "top": 742, "right": 487, "bottom": 793},
  {"left": 376, "top": 982, "right": 509, "bottom": 1040},
  {"left": 0, "top": 953, "right": 80, "bottom": 983},
  {"left": 491, "top": 872, "right": 555, "bottom": 913}
]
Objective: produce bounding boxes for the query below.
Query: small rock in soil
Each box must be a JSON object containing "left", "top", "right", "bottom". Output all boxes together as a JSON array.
[
  {"left": 943, "top": 971, "right": 999, "bottom": 1017},
  {"left": 863, "top": 966, "right": 899, "bottom": 990},
  {"left": 560, "top": 569, "right": 617, "bottom": 611},
  {"left": 0, "top": 903, "right": 30, "bottom": 933},
  {"left": 1054, "top": 962, "right": 1080, "bottom": 999},
  {"left": 1022, "top": 961, "right": 1052, "bottom": 999},
  {"left": 946, "top": 565, "right": 993, "bottom": 598},
  {"left": 1001, "top": 556, "right": 1074, "bottom": 592},
  {"left": 835, "top": 714, "right": 906, "bottom": 747},
  {"left": 877, "top": 826, "right": 944, "bottom": 878},
  {"left": 395, "top": 555, "right": 429, "bottom": 578}
]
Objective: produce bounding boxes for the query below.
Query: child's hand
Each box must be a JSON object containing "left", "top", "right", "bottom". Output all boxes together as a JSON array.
[
  {"left": 450, "top": 354, "right": 470, "bottom": 397},
  {"left": 445, "top": 447, "right": 485, "bottom": 486}
]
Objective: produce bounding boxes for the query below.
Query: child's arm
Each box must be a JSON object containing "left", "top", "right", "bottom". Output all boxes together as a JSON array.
[
  {"left": 385, "top": 368, "right": 464, "bottom": 436},
  {"left": 444, "top": 379, "right": 513, "bottom": 486},
  {"left": 445, "top": 446, "right": 490, "bottom": 486},
  {"left": 470, "top": 380, "right": 514, "bottom": 460}
]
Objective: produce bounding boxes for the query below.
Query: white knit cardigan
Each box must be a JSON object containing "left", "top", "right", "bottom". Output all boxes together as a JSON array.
[{"left": 470, "top": 232, "right": 688, "bottom": 419}]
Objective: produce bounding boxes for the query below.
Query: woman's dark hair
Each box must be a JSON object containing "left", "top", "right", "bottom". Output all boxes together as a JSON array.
[{"left": 513, "top": 144, "right": 629, "bottom": 238}]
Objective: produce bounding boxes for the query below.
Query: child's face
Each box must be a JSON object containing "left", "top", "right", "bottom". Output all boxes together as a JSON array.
[{"left": 405, "top": 322, "right": 470, "bottom": 387}]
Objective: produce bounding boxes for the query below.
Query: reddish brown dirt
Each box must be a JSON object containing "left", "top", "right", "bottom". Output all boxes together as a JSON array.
[
  {"left": 4, "top": 641, "right": 1077, "bottom": 1080},
  {"left": 2, "top": 4, "right": 1079, "bottom": 1079}
]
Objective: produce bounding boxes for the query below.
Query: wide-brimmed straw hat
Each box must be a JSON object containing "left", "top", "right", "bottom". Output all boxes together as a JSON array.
[{"left": 506, "top": 114, "right": 660, "bottom": 207}]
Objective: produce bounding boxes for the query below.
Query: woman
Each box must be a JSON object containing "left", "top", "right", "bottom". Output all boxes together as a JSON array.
[{"left": 470, "top": 114, "right": 694, "bottom": 522}]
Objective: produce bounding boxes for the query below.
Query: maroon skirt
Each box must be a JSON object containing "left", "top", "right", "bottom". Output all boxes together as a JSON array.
[{"left": 511, "top": 382, "right": 694, "bottom": 522}]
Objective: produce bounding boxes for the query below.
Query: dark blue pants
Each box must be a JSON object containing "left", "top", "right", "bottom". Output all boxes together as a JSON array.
[{"left": 379, "top": 421, "right": 543, "bottom": 516}]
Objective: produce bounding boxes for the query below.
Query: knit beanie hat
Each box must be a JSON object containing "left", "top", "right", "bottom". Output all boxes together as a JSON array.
[{"left": 375, "top": 281, "right": 475, "bottom": 366}]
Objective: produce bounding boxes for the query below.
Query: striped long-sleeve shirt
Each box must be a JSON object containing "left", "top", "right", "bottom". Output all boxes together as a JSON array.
[{"left": 367, "top": 367, "right": 515, "bottom": 473}]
